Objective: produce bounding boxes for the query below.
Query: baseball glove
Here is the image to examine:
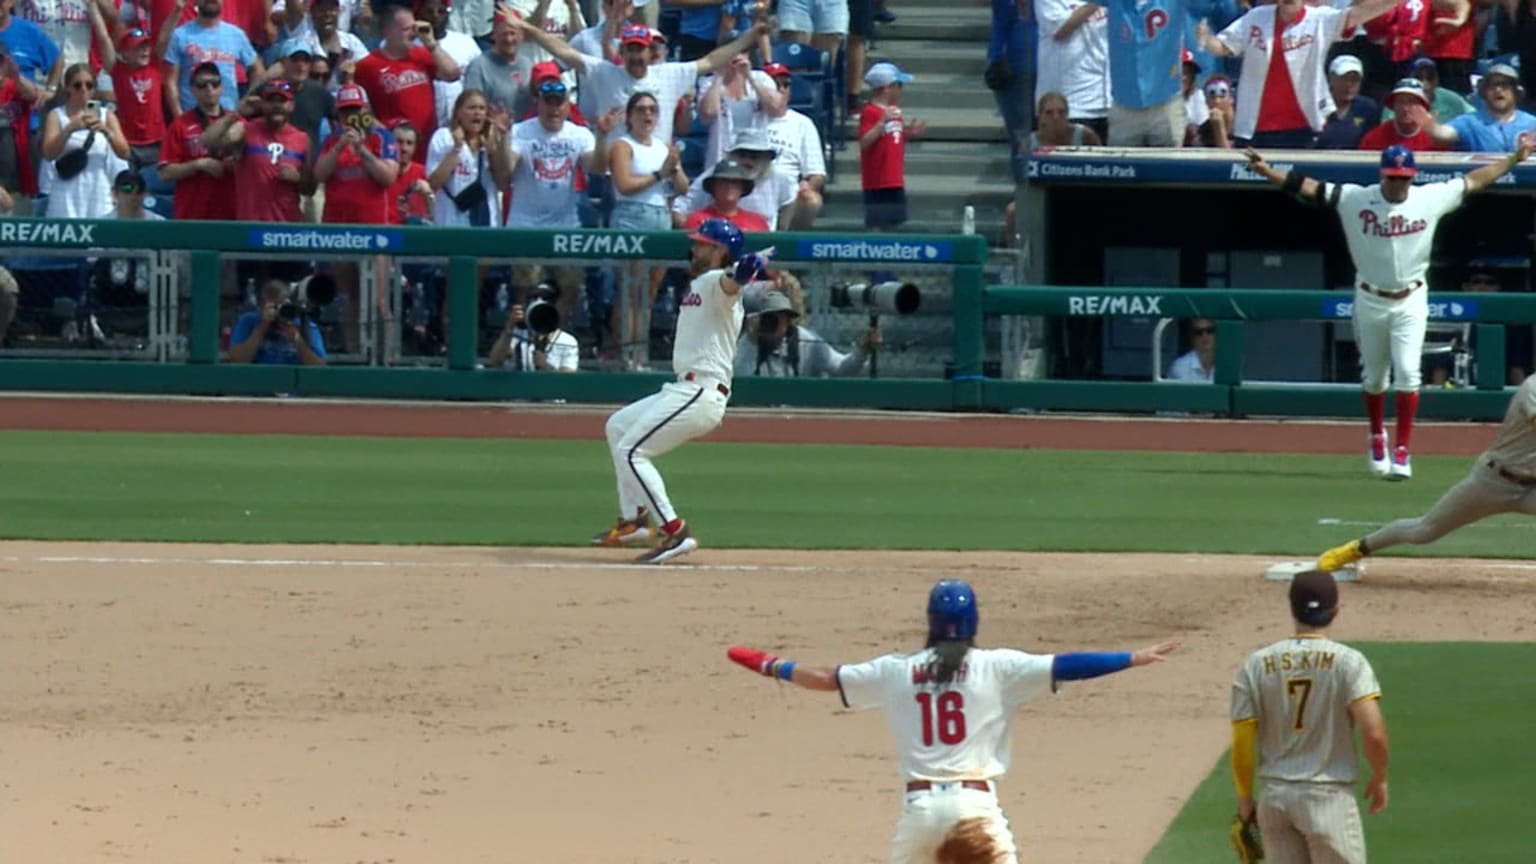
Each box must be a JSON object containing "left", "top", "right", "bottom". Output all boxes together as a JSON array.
[
  {"left": 935, "top": 817, "right": 1004, "bottom": 864},
  {"left": 1229, "top": 812, "right": 1263, "bottom": 863}
]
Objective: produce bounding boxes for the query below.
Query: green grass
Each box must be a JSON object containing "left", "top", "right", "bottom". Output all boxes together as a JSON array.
[
  {"left": 1, "top": 430, "right": 1534, "bottom": 556},
  {"left": 1145, "top": 643, "right": 1536, "bottom": 864}
]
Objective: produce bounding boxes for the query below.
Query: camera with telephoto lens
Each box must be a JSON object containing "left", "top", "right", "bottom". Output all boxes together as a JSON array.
[
  {"left": 828, "top": 280, "right": 921, "bottom": 315},
  {"left": 278, "top": 273, "right": 338, "bottom": 324},
  {"left": 523, "top": 283, "right": 560, "bottom": 336}
]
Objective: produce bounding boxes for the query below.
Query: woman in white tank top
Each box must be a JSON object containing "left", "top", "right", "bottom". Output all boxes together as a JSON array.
[
  {"left": 40, "top": 62, "right": 130, "bottom": 219},
  {"left": 608, "top": 91, "right": 688, "bottom": 231}
]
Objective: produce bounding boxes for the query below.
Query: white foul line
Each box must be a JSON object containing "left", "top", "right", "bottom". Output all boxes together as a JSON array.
[
  {"left": 0, "top": 554, "right": 827, "bottom": 574},
  {"left": 1316, "top": 517, "right": 1536, "bottom": 531}
]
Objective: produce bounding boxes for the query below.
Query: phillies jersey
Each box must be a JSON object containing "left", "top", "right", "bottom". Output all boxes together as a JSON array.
[
  {"left": 1335, "top": 178, "right": 1466, "bottom": 287},
  {"left": 837, "top": 647, "right": 1055, "bottom": 781},
  {"left": 671, "top": 270, "right": 744, "bottom": 384},
  {"left": 320, "top": 126, "right": 399, "bottom": 224},
  {"left": 1358, "top": 122, "right": 1440, "bottom": 153},
  {"left": 859, "top": 101, "right": 906, "bottom": 191},
  {"left": 1100, "top": 0, "right": 1187, "bottom": 109},
  {"left": 355, "top": 46, "right": 438, "bottom": 160},
  {"left": 235, "top": 117, "right": 309, "bottom": 223},
  {"left": 109, "top": 61, "right": 165, "bottom": 145},
  {"left": 159, "top": 107, "right": 237, "bottom": 220}
]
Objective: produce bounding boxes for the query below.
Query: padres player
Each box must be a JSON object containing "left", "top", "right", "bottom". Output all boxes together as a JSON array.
[
  {"left": 1318, "top": 372, "right": 1536, "bottom": 572},
  {"left": 727, "top": 579, "right": 1181, "bottom": 864},
  {"left": 590, "top": 218, "right": 772, "bottom": 565},
  {"left": 1231, "top": 568, "right": 1389, "bottom": 864},
  {"left": 1246, "top": 141, "right": 1533, "bottom": 480}
]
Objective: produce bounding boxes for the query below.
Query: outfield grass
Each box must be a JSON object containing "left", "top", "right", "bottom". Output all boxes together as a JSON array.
[
  {"left": 2, "top": 430, "right": 1534, "bottom": 556},
  {"left": 1144, "top": 642, "right": 1536, "bottom": 864}
]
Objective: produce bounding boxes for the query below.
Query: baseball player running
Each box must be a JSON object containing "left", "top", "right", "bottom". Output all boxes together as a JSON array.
[
  {"left": 727, "top": 579, "right": 1181, "bottom": 864},
  {"left": 1318, "top": 373, "right": 1536, "bottom": 572},
  {"left": 1246, "top": 141, "right": 1533, "bottom": 480},
  {"left": 1231, "top": 569, "right": 1389, "bottom": 864},
  {"left": 590, "top": 218, "right": 772, "bottom": 565}
]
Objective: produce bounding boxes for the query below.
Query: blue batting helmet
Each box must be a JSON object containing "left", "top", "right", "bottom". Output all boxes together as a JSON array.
[
  {"left": 1380, "top": 144, "right": 1417, "bottom": 177},
  {"left": 927, "top": 579, "right": 978, "bottom": 640},
  {"left": 687, "top": 217, "right": 745, "bottom": 260}
]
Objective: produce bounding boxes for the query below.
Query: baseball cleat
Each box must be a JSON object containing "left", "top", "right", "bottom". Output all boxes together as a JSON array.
[
  {"left": 1388, "top": 446, "right": 1412, "bottom": 481},
  {"left": 635, "top": 522, "right": 698, "bottom": 565},
  {"left": 1368, "top": 434, "right": 1390, "bottom": 477},
  {"left": 591, "top": 515, "right": 651, "bottom": 547},
  {"left": 1317, "top": 539, "right": 1364, "bottom": 572}
]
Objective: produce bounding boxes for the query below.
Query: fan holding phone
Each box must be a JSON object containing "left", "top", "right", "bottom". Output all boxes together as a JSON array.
[{"left": 40, "top": 62, "right": 131, "bottom": 219}]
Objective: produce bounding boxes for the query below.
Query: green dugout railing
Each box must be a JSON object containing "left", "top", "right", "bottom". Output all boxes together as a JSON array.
[{"left": 2, "top": 217, "right": 1531, "bottom": 419}]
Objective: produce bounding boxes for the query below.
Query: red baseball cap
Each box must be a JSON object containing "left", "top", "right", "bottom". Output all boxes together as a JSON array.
[
  {"left": 621, "top": 23, "right": 652, "bottom": 46},
  {"left": 530, "top": 61, "right": 563, "bottom": 88},
  {"left": 117, "top": 27, "right": 152, "bottom": 51},
  {"left": 761, "top": 62, "right": 791, "bottom": 80},
  {"left": 336, "top": 84, "right": 367, "bottom": 109}
]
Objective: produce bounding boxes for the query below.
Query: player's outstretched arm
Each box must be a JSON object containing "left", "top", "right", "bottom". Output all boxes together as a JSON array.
[
  {"left": 1244, "top": 149, "right": 1327, "bottom": 201},
  {"left": 727, "top": 645, "right": 840, "bottom": 691},
  {"left": 720, "top": 247, "right": 776, "bottom": 297},
  {"left": 1052, "top": 639, "right": 1180, "bottom": 681},
  {"left": 1464, "top": 137, "right": 1534, "bottom": 194}
]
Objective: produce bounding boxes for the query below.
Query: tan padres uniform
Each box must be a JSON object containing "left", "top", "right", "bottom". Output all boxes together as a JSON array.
[
  {"left": 1364, "top": 375, "right": 1536, "bottom": 551},
  {"left": 1231, "top": 635, "right": 1381, "bottom": 864}
]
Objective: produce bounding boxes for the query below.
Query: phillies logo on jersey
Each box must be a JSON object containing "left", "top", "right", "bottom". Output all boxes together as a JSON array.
[
  {"left": 680, "top": 292, "right": 703, "bottom": 307},
  {"left": 533, "top": 156, "right": 573, "bottom": 182},
  {"left": 379, "top": 68, "right": 430, "bottom": 93},
  {"left": 130, "top": 76, "right": 154, "bottom": 104},
  {"left": 1358, "top": 210, "right": 1429, "bottom": 237},
  {"left": 1248, "top": 26, "right": 1316, "bottom": 52}
]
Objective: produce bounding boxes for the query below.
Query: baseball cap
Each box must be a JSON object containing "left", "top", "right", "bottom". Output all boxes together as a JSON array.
[
  {"left": 864, "top": 61, "right": 912, "bottom": 89},
  {"left": 530, "top": 60, "right": 563, "bottom": 89},
  {"left": 191, "top": 60, "right": 222, "bottom": 80},
  {"left": 1389, "top": 77, "right": 1430, "bottom": 109},
  {"left": 1409, "top": 56, "right": 1438, "bottom": 75},
  {"left": 761, "top": 62, "right": 791, "bottom": 80},
  {"left": 650, "top": 27, "right": 667, "bottom": 44},
  {"left": 753, "top": 290, "right": 799, "bottom": 318},
  {"left": 1289, "top": 570, "right": 1339, "bottom": 625},
  {"left": 335, "top": 83, "right": 367, "bottom": 109},
  {"left": 1328, "top": 54, "right": 1363, "bottom": 78},
  {"left": 1380, "top": 144, "right": 1417, "bottom": 177},
  {"left": 279, "top": 38, "right": 313, "bottom": 59},
  {"left": 1181, "top": 49, "right": 1200, "bottom": 72},
  {"left": 117, "top": 27, "right": 151, "bottom": 51},
  {"left": 260, "top": 78, "right": 296, "bottom": 101},
  {"left": 113, "top": 169, "right": 146, "bottom": 194},
  {"left": 1483, "top": 62, "right": 1520, "bottom": 87},
  {"left": 621, "top": 22, "right": 652, "bottom": 46}
]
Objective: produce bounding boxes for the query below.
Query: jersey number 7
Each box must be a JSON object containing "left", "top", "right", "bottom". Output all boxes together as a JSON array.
[{"left": 915, "top": 691, "right": 967, "bottom": 745}]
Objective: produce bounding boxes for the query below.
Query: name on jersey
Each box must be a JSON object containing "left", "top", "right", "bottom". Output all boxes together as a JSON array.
[
  {"left": 551, "top": 233, "right": 647, "bottom": 255},
  {"left": 1358, "top": 211, "right": 1428, "bottom": 238},
  {"left": 1261, "top": 650, "right": 1335, "bottom": 675},
  {"left": 912, "top": 663, "right": 966, "bottom": 685},
  {"left": 0, "top": 221, "right": 96, "bottom": 245},
  {"left": 1247, "top": 26, "right": 1315, "bottom": 52},
  {"left": 680, "top": 291, "right": 702, "bottom": 307},
  {"left": 1067, "top": 294, "right": 1162, "bottom": 315}
]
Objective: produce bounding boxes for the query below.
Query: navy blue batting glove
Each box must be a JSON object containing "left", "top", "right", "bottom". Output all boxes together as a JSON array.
[{"left": 732, "top": 247, "right": 774, "bottom": 284}]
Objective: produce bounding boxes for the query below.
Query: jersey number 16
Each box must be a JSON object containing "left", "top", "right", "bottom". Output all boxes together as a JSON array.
[{"left": 915, "top": 691, "right": 967, "bottom": 745}]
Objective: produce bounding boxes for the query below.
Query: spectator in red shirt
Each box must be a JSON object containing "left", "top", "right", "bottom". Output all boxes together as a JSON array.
[
  {"left": 1359, "top": 77, "right": 1442, "bottom": 151},
  {"left": 316, "top": 83, "right": 400, "bottom": 223},
  {"left": 0, "top": 44, "right": 42, "bottom": 202},
  {"left": 681, "top": 155, "right": 769, "bottom": 232},
  {"left": 353, "top": 4, "right": 462, "bottom": 160},
  {"left": 87, "top": 6, "right": 170, "bottom": 170},
  {"left": 858, "top": 61, "right": 924, "bottom": 231},
  {"left": 201, "top": 77, "right": 311, "bottom": 223},
  {"left": 157, "top": 59, "right": 238, "bottom": 219},
  {"left": 385, "top": 118, "right": 432, "bottom": 223}
]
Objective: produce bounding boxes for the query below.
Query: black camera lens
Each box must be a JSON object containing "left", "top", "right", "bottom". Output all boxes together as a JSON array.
[{"left": 277, "top": 301, "right": 300, "bottom": 321}]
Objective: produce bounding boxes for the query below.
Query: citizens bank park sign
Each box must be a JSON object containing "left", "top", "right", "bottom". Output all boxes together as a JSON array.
[{"left": 1026, "top": 152, "right": 1534, "bottom": 188}]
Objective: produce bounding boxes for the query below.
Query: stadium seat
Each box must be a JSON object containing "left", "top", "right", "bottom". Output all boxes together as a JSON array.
[{"left": 787, "top": 74, "right": 836, "bottom": 182}]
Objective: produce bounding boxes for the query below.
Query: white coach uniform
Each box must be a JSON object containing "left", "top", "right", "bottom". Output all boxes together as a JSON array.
[
  {"left": 1232, "top": 635, "right": 1382, "bottom": 863},
  {"left": 603, "top": 269, "right": 744, "bottom": 526},
  {"left": 1336, "top": 178, "right": 1467, "bottom": 392},
  {"left": 837, "top": 647, "right": 1056, "bottom": 864}
]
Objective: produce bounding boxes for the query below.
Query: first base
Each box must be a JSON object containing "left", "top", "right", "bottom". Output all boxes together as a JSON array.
[{"left": 1263, "top": 561, "right": 1361, "bottom": 583}]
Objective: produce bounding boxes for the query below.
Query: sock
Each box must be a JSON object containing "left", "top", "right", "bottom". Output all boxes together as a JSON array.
[
  {"left": 1394, "top": 391, "right": 1420, "bottom": 452},
  {"left": 1363, "top": 392, "right": 1387, "bottom": 437},
  {"left": 662, "top": 518, "right": 683, "bottom": 536}
]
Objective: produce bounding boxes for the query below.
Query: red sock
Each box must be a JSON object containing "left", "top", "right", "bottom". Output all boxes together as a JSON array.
[
  {"left": 1395, "top": 391, "right": 1420, "bottom": 451},
  {"left": 1363, "top": 392, "right": 1387, "bottom": 437},
  {"left": 662, "top": 519, "right": 683, "bottom": 536}
]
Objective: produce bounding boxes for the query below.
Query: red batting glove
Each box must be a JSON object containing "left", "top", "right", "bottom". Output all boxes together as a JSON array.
[{"left": 727, "top": 645, "right": 778, "bottom": 677}]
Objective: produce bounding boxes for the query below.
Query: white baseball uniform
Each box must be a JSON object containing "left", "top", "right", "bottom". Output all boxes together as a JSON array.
[
  {"left": 836, "top": 647, "right": 1057, "bottom": 864},
  {"left": 603, "top": 269, "right": 743, "bottom": 525},
  {"left": 1335, "top": 178, "right": 1466, "bottom": 392},
  {"left": 1215, "top": 5, "right": 1353, "bottom": 140},
  {"left": 1231, "top": 635, "right": 1381, "bottom": 864}
]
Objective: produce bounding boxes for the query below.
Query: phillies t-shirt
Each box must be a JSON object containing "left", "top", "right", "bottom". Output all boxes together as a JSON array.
[
  {"left": 1358, "top": 122, "right": 1441, "bottom": 152},
  {"left": 507, "top": 117, "right": 594, "bottom": 228},
  {"left": 235, "top": 117, "right": 309, "bottom": 222},
  {"left": 354, "top": 46, "right": 438, "bottom": 161},
  {"left": 158, "top": 107, "right": 237, "bottom": 220},
  {"left": 167, "top": 21, "right": 258, "bottom": 111},
  {"left": 683, "top": 205, "right": 769, "bottom": 233},
  {"left": 1255, "top": 8, "right": 1311, "bottom": 133},
  {"left": 387, "top": 160, "right": 431, "bottom": 224},
  {"left": 858, "top": 102, "right": 906, "bottom": 191},
  {"left": 110, "top": 61, "right": 165, "bottom": 145},
  {"left": 320, "top": 126, "right": 400, "bottom": 225}
]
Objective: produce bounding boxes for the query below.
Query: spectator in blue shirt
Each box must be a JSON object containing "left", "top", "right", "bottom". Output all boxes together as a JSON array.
[
  {"left": 1316, "top": 54, "right": 1380, "bottom": 149},
  {"left": 165, "top": 0, "right": 264, "bottom": 114},
  {"left": 1421, "top": 63, "right": 1536, "bottom": 152},
  {"left": 1182, "top": 0, "right": 1240, "bottom": 82},
  {"left": 988, "top": 0, "right": 1034, "bottom": 178},
  {"left": 227, "top": 278, "right": 328, "bottom": 365},
  {"left": 0, "top": 0, "right": 61, "bottom": 95},
  {"left": 1089, "top": 0, "right": 1196, "bottom": 146}
]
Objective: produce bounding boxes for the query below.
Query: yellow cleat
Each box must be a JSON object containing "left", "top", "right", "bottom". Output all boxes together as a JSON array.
[
  {"left": 1317, "top": 539, "right": 1364, "bottom": 573},
  {"left": 591, "top": 516, "right": 650, "bottom": 547}
]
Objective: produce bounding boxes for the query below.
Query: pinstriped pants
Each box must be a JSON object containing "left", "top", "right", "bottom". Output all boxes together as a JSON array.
[
  {"left": 604, "top": 380, "right": 728, "bottom": 525},
  {"left": 1258, "top": 779, "right": 1366, "bottom": 864}
]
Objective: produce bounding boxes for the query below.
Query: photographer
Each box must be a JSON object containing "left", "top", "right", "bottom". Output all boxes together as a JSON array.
[
  {"left": 487, "top": 288, "right": 579, "bottom": 372},
  {"left": 734, "top": 290, "right": 881, "bottom": 378},
  {"left": 226, "top": 279, "right": 328, "bottom": 366}
]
